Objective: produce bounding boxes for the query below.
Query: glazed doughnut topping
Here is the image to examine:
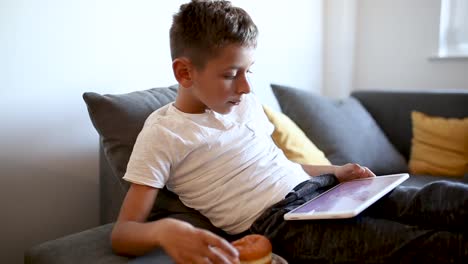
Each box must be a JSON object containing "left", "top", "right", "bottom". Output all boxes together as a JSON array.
[{"left": 232, "top": 234, "right": 272, "bottom": 264}]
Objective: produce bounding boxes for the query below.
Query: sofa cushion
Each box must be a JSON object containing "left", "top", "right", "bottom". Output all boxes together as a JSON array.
[
  {"left": 409, "top": 111, "right": 468, "bottom": 177},
  {"left": 351, "top": 90, "right": 468, "bottom": 160},
  {"left": 271, "top": 84, "right": 408, "bottom": 175},
  {"left": 83, "top": 85, "right": 179, "bottom": 187},
  {"left": 25, "top": 224, "right": 130, "bottom": 264},
  {"left": 262, "top": 104, "right": 331, "bottom": 166},
  {"left": 25, "top": 223, "right": 175, "bottom": 264},
  {"left": 83, "top": 86, "right": 227, "bottom": 236}
]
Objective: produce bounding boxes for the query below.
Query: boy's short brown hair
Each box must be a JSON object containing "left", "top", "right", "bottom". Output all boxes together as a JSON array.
[{"left": 170, "top": 0, "right": 258, "bottom": 69}]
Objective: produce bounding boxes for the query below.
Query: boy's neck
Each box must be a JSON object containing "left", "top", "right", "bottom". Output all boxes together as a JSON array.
[{"left": 174, "top": 89, "right": 208, "bottom": 114}]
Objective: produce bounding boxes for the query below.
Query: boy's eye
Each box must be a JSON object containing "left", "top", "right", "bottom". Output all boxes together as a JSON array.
[
  {"left": 223, "top": 69, "right": 253, "bottom": 80},
  {"left": 223, "top": 71, "right": 237, "bottom": 79},
  {"left": 223, "top": 75, "right": 236, "bottom": 80}
]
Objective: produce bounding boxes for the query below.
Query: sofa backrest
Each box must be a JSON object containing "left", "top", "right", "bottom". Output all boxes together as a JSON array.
[
  {"left": 89, "top": 87, "right": 468, "bottom": 224},
  {"left": 352, "top": 90, "right": 468, "bottom": 160}
]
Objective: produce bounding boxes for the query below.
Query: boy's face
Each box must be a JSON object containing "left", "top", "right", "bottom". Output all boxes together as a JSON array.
[{"left": 188, "top": 44, "right": 255, "bottom": 114}]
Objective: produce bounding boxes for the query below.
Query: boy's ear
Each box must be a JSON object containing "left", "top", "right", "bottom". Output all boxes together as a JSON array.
[{"left": 172, "top": 58, "right": 193, "bottom": 88}]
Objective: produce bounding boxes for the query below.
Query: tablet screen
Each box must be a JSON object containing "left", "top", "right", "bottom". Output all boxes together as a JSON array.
[{"left": 287, "top": 174, "right": 408, "bottom": 218}]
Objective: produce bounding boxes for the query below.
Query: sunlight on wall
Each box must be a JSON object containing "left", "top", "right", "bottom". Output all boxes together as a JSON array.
[{"left": 438, "top": 0, "right": 468, "bottom": 57}]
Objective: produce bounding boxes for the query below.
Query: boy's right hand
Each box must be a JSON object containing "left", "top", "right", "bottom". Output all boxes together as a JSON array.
[
  {"left": 335, "top": 163, "right": 376, "bottom": 182},
  {"left": 158, "top": 218, "right": 239, "bottom": 264}
]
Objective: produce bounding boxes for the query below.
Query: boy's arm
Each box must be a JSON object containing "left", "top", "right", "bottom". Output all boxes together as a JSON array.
[
  {"left": 111, "top": 183, "right": 239, "bottom": 263},
  {"left": 301, "top": 163, "right": 376, "bottom": 182},
  {"left": 110, "top": 183, "right": 161, "bottom": 255}
]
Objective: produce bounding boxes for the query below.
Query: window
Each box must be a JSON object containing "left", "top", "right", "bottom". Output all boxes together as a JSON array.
[{"left": 438, "top": 0, "right": 468, "bottom": 57}]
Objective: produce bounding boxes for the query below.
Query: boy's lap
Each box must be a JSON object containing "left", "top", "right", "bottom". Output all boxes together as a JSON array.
[
  {"left": 272, "top": 216, "right": 432, "bottom": 261},
  {"left": 276, "top": 218, "right": 466, "bottom": 264}
]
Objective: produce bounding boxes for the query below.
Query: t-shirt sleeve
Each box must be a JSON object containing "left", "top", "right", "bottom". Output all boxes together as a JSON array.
[{"left": 123, "top": 124, "right": 175, "bottom": 188}]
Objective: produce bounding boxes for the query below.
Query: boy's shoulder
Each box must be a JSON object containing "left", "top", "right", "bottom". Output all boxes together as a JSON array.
[
  {"left": 144, "top": 102, "right": 173, "bottom": 125},
  {"left": 142, "top": 102, "right": 192, "bottom": 134},
  {"left": 139, "top": 93, "right": 265, "bottom": 137},
  {"left": 139, "top": 102, "right": 219, "bottom": 145}
]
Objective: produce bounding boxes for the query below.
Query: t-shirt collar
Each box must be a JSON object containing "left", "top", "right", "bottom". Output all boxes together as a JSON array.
[{"left": 168, "top": 104, "right": 235, "bottom": 130}]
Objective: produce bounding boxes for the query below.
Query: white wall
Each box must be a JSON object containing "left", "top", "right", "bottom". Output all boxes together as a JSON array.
[
  {"left": 238, "top": 0, "right": 323, "bottom": 104},
  {"left": 354, "top": 0, "right": 468, "bottom": 90},
  {"left": 0, "top": 0, "right": 323, "bottom": 263},
  {"left": 323, "top": 0, "right": 357, "bottom": 98}
]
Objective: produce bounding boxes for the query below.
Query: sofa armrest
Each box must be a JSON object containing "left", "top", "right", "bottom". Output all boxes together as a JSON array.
[{"left": 24, "top": 223, "right": 174, "bottom": 264}]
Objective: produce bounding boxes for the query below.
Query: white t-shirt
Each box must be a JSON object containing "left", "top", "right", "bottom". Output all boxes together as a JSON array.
[{"left": 123, "top": 93, "right": 310, "bottom": 234}]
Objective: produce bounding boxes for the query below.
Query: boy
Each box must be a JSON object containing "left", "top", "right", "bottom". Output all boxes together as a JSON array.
[{"left": 111, "top": 1, "right": 468, "bottom": 263}]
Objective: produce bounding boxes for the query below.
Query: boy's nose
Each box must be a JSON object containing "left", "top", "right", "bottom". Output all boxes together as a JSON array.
[{"left": 237, "top": 76, "right": 251, "bottom": 94}]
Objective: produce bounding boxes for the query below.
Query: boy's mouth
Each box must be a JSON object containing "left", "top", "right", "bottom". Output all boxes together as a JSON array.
[{"left": 228, "top": 100, "right": 241, "bottom": 105}]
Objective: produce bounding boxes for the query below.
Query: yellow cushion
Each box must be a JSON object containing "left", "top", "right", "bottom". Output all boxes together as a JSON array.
[
  {"left": 409, "top": 111, "right": 468, "bottom": 177},
  {"left": 262, "top": 105, "right": 331, "bottom": 166}
]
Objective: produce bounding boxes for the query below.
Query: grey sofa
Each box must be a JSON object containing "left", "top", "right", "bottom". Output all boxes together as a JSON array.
[{"left": 25, "top": 86, "right": 468, "bottom": 264}]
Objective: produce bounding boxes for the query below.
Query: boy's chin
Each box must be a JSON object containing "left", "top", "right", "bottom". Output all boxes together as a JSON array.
[
  {"left": 215, "top": 109, "right": 233, "bottom": 115},
  {"left": 212, "top": 105, "right": 234, "bottom": 115}
]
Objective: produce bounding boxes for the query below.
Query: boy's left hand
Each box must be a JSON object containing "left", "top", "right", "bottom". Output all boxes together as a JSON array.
[{"left": 335, "top": 163, "right": 376, "bottom": 182}]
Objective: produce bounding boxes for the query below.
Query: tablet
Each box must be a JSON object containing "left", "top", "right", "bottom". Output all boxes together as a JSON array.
[{"left": 284, "top": 173, "right": 409, "bottom": 220}]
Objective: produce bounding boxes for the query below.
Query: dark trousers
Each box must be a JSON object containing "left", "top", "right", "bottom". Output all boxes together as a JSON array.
[{"left": 250, "top": 175, "right": 468, "bottom": 263}]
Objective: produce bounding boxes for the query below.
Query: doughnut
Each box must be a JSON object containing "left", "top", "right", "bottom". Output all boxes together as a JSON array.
[{"left": 232, "top": 234, "right": 272, "bottom": 264}]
